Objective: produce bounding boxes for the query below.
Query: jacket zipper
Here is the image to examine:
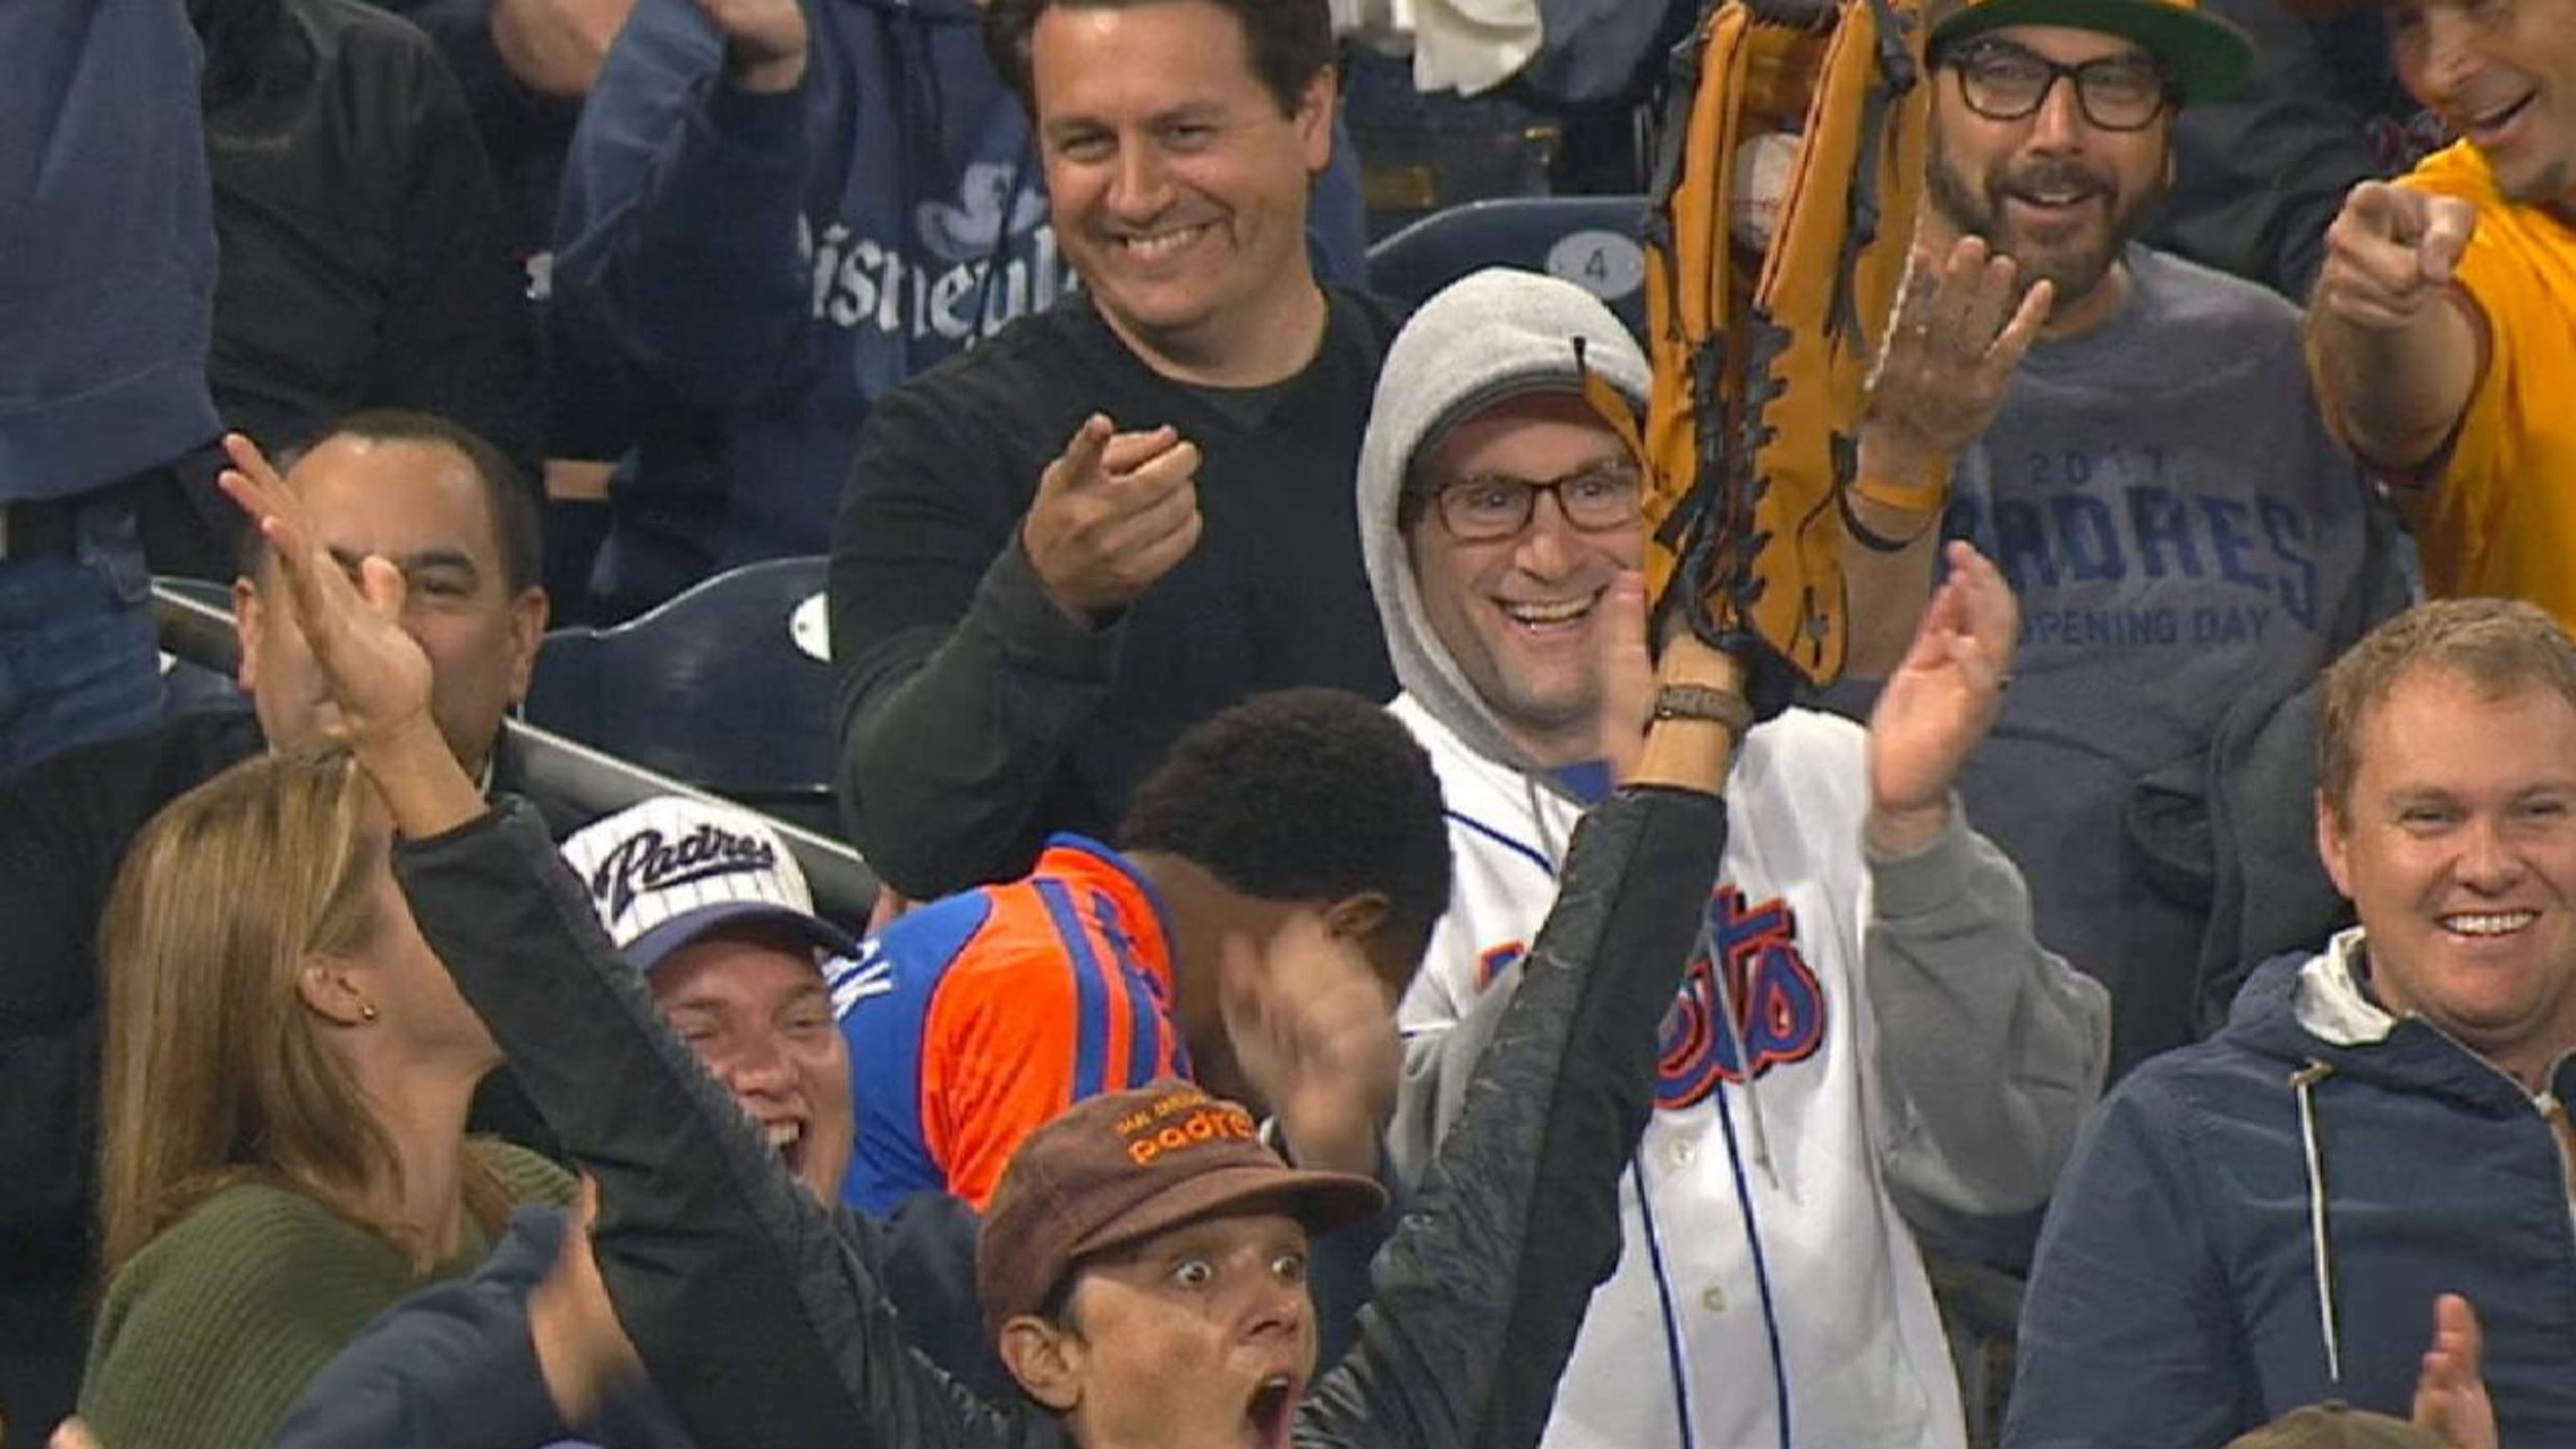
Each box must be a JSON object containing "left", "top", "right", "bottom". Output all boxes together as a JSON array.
[{"left": 2538, "top": 1088, "right": 2576, "bottom": 1249}]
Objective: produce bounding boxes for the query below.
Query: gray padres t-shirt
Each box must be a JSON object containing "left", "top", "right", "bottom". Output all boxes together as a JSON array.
[{"left": 1857, "top": 245, "right": 2399, "bottom": 1075}]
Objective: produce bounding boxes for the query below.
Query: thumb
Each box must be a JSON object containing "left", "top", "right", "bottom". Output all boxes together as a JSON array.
[
  {"left": 2419, "top": 197, "right": 2476, "bottom": 285},
  {"left": 1602, "top": 571, "right": 1652, "bottom": 709},
  {"left": 357, "top": 554, "right": 408, "bottom": 618}
]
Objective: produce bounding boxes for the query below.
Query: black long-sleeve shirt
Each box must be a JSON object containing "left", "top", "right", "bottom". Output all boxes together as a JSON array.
[
  {"left": 394, "top": 782, "right": 1727, "bottom": 1448},
  {"left": 828, "top": 288, "right": 1400, "bottom": 901}
]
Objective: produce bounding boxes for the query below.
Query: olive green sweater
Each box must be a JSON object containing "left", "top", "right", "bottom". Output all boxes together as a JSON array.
[{"left": 78, "top": 1140, "right": 571, "bottom": 1448}]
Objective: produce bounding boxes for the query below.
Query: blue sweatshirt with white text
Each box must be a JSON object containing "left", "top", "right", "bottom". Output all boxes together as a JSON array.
[{"left": 548, "top": 0, "right": 1368, "bottom": 573}]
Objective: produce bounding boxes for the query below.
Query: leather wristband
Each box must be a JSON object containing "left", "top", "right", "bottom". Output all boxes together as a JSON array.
[{"left": 1650, "top": 683, "right": 1753, "bottom": 751}]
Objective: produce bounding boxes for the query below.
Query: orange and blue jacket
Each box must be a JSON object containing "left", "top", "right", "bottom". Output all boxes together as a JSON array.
[{"left": 828, "top": 834, "right": 1189, "bottom": 1213}]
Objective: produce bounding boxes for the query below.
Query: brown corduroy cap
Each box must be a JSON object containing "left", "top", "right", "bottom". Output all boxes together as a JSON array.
[
  {"left": 2224, "top": 1402, "right": 2448, "bottom": 1449},
  {"left": 974, "top": 1081, "right": 1389, "bottom": 1338}
]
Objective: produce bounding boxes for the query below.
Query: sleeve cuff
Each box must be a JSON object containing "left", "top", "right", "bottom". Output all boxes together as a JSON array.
[
  {"left": 699, "top": 74, "right": 809, "bottom": 155},
  {"left": 1864, "top": 796, "right": 1981, "bottom": 919},
  {"left": 976, "top": 535, "right": 1124, "bottom": 679}
]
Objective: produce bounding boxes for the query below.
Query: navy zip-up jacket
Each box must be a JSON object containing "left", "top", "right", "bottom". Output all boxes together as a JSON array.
[{"left": 2009, "top": 938, "right": 2576, "bottom": 1448}]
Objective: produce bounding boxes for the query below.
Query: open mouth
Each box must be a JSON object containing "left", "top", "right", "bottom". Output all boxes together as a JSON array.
[
  {"left": 1115, "top": 221, "right": 1216, "bottom": 262},
  {"left": 1498, "top": 593, "right": 1602, "bottom": 633},
  {"left": 2003, "top": 186, "right": 2103, "bottom": 218},
  {"left": 2441, "top": 910, "right": 2537, "bottom": 939},
  {"left": 1243, "top": 1373, "right": 1299, "bottom": 1449},
  {"left": 764, "top": 1119, "right": 808, "bottom": 1176},
  {"left": 2460, "top": 91, "right": 2537, "bottom": 147}
]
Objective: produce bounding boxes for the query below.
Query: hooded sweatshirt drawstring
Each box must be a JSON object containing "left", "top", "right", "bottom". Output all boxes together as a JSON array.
[{"left": 2289, "top": 1058, "right": 2345, "bottom": 1391}]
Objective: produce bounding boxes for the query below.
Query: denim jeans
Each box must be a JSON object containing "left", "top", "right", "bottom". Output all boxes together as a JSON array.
[{"left": 0, "top": 501, "right": 165, "bottom": 777}]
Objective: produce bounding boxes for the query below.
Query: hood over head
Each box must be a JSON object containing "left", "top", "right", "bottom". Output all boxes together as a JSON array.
[{"left": 1358, "top": 267, "right": 1651, "bottom": 780}]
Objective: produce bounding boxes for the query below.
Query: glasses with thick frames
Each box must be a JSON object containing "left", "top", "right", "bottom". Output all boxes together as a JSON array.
[
  {"left": 1945, "top": 39, "right": 2176, "bottom": 132},
  {"left": 1427, "top": 465, "right": 1644, "bottom": 543}
]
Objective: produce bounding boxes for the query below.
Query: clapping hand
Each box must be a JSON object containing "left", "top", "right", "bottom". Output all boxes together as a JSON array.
[
  {"left": 216, "top": 434, "right": 437, "bottom": 752},
  {"left": 216, "top": 434, "right": 481, "bottom": 834},
  {"left": 1864, "top": 542, "right": 2016, "bottom": 854}
]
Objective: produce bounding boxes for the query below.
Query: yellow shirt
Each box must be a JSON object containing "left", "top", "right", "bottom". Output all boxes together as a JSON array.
[{"left": 2395, "top": 142, "right": 2576, "bottom": 629}]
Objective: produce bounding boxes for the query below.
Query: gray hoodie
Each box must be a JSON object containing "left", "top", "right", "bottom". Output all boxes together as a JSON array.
[
  {"left": 1357, "top": 266, "right": 1653, "bottom": 797},
  {"left": 1363, "top": 268, "right": 2110, "bottom": 1449}
]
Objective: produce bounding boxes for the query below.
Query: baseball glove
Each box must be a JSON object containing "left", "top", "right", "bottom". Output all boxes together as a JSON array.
[{"left": 1639, "top": 0, "right": 1935, "bottom": 714}]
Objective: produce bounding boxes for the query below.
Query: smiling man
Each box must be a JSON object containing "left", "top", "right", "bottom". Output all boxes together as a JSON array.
[
  {"left": 2007, "top": 597, "right": 2576, "bottom": 1446},
  {"left": 1871, "top": 0, "right": 2413, "bottom": 1076},
  {"left": 267, "top": 795, "right": 1023, "bottom": 1446},
  {"left": 827, "top": 0, "right": 1399, "bottom": 904},
  {"left": 1365, "top": 269, "right": 2107, "bottom": 1449},
  {"left": 2303, "top": 0, "right": 2576, "bottom": 632}
]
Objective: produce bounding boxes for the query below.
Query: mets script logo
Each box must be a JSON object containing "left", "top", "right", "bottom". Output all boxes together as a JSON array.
[
  {"left": 1656, "top": 888, "right": 1825, "bottom": 1106},
  {"left": 1472, "top": 886, "right": 1825, "bottom": 1106},
  {"left": 589, "top": 825, "right": 779, "bottom": 921}
]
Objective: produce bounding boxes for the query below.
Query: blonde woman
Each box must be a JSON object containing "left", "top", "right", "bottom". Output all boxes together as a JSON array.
[{"left": 76, "top": 748, "right": 568, "bottom": 1447}]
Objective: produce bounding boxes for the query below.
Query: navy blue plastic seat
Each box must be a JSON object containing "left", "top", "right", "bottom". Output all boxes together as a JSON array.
[
  {"left": 1365, "top": 195, "right": 1653, "bottom": 337},
  {"left": 525, "top": 557, "right": 840, "bottom": 835}
]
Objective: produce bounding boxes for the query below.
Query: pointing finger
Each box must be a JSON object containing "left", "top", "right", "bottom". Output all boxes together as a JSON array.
[{"left": 1044, "top": 414, "right": 1115, "bottom": 493}]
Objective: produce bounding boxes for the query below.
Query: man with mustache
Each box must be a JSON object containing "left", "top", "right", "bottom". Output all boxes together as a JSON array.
[{"left": 1851, "top": 0, "right": 2413, "bottom": 1078}]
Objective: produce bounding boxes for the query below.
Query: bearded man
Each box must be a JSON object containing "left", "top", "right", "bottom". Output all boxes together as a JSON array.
[{"left": 1841, "top": 0, "right": 2414, "bottom": 1077}]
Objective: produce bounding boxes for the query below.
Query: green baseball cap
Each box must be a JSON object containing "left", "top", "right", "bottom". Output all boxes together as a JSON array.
[{"left": 1927, "top": 0, "right": 2258, "bottom": 106}]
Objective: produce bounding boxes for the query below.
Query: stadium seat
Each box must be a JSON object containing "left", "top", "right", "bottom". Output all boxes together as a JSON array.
[
  {"left": 526, "top": 556, "right": 841, "bottom": 835},
  {"left": 1366, "top": 195, "right": 1652, "bottom": 336}
]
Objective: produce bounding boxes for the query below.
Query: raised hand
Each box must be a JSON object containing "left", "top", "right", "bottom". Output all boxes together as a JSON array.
[
  {"left": 2315, "top": 181, "right": 2478, "bottom": 331},
  {"left": 1218, "top": 915, "right": 1400, "bottom": 1178},
  {"left": 2412, "top": 1293, "right": 2497, "bottom": 1449},
  {"left": 697, "top": 0, "right": 808, "bottom": 92},
  {"left": 1863, "top": 236, "right": 2054, "bottom": 475},
  {"left": 1022, "top": 414, "right": 1205, "bottom": 623},
  {"left": 1864, "top": 541, "right": 2016, "bottom": 854},
  {"left": 489, "top": 0, "right": 635, "bottom": 96},
  {"left": 218, "top": 434, "right": 484, "bottom": 836},
  {"left": 216, "top": 434, "right": 435, "bottom": 751}
]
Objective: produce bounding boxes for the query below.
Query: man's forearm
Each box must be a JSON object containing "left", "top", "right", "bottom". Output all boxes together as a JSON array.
[
  {"left": 834, "top": 541, "right": 1118, "bottom": 898},
  {"left": 2306, "top": 287, "right": 2482, "bottom": 471},
  {"left": 1865, "top": 813, "right": 2108, "bottom": 1218},
  {"left": 1839, "top": 432, "right": 1948, "bottom": 680}
]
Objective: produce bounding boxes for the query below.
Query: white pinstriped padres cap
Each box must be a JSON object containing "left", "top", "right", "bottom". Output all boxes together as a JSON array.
[{"left": 558, "top": 796, "right": 857, "bottom": 974}]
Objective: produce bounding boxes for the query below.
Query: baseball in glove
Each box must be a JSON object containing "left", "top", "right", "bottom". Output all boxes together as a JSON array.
[{"left": 1639, "top": 0, "right": 1935, "bottom": 715}]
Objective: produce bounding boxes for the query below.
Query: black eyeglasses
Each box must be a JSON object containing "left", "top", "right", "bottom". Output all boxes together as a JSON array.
[
  {"left": 1427, "top": 465, "right": 1644, "bottom": 543},
  {"left": 1945, "top": 39, "right": 2175, "bottom": 132}
]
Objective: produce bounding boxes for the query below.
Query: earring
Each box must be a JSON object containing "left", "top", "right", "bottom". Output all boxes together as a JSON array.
[{"left": 359, "top": 1002, "right": 379, "bottom": 1022}]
